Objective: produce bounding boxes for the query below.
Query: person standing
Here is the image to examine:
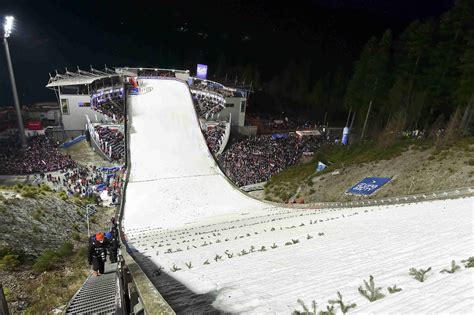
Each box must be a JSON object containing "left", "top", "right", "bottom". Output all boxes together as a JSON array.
[
  {"left": 108, "top": 217, "right": 119, "bottom": 263},
  {"left": 88, "top": 232, "right": 109, "bottom": 276}
]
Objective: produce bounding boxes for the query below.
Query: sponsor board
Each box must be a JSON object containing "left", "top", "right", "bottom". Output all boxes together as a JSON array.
[
  {"left": 128, "top": 86, "right": 154, "bottom": 95},
  {"left": 196, "top": 64, "right": 208, "bottom": 79},
  {"left": 347, "top": 177, "right": 391, "bottom": 195}
]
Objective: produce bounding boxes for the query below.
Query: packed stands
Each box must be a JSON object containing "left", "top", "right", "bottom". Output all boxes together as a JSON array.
[
  {"left": 203, "top": 123, "right": 226, "bottom": 154},
  {"left": 91, "top": 87, "right": 125, "bottom": 123},
  {"left": 93, "top": 125, "right": 125, "bottom": 161},
  {"left": 0, "top": 134, "right": 76, "bottom": 175},
  {"left": 246, "top": 114, "right": 320, "bottom": 134},
  {"left": 190, "top": 89, "right": 226, "bottom": 119},
  {"left": 218, "top": 134, "right": 323, "bottom": 186}
]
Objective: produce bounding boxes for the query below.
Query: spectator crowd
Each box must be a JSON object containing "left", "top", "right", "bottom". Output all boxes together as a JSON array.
[
  {"left": 93, "top": 125, "right": 125, "bottom": 161},
  {"left": 191, "top": 89, "right": 226, "bottom": 119},
  {"left": 218, "top": 134, "right": 323, "bottom": 187},
  {"left": 203, "top": 123, "right": 226, "bottom": 154},
  {"left": 39, "top": 164, "right": 123, "bottom": 204},
  {"left": 0, "top": 135, "right": 76, "bottom": 175},
  {"left": 247, "top": 114, "right": 319, "bottom": 134},
  {"left": 91, "top": 89, "right": 125, "bottom": 123},
  {"left": 0, "top": 133, "right": 123, "bottom": 205}
]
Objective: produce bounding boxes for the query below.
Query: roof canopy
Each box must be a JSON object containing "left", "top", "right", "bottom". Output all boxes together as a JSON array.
[{"left": 46, "top": 68, "right": 120, "bottom": 88}]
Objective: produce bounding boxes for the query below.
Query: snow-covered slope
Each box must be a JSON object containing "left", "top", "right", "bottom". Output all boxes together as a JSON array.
[
  {"left": 123, "top": 79, "right": 273, "bottom": 232},
  {"left": 123, "top": 78, "right": 474, "bottom": 314}
]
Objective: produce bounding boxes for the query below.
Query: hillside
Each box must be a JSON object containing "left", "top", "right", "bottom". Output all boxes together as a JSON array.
[
  {"left": 0, "top": 186, "right": 114, "bottom": 314},
  {"left": 262, "top": 137, "right": 474, "bottom": 203}
]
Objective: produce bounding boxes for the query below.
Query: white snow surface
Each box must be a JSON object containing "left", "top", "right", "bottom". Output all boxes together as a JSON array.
[{"left": 123, "top": 79, "right": 474, "bottom": 314}]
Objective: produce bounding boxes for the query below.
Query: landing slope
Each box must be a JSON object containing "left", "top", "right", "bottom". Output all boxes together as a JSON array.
[{"left": 123, "top": 79, "right": 273, "bottom": 231}]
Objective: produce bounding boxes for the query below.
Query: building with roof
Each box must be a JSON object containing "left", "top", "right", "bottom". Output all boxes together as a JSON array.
[
  {"left": 46, "top": 66, "right": 252, "bottom": 138},
  {"left": 46, "top": 67, "right": 120, "bottom": 138}
]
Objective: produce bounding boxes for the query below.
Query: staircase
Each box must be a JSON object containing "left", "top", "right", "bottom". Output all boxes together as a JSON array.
[{"left": 65, "top": 262, "right": 120, "bottom": 314}]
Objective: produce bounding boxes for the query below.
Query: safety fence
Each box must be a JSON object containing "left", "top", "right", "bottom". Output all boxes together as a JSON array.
[{"left": 282, "top": 186, "right": 474, "bottom": 210}]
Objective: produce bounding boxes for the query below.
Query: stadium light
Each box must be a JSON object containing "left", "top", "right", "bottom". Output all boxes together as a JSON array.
[
  {"left": 3, "top": 16, "right": 14, "bottom": 38},
  {"left": 3, "top": 15, "right": 27, "bottom": 147}
]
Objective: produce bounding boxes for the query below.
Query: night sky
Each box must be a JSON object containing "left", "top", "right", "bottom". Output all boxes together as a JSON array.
[{"left": 0, "top": 0, "right": 454, "bottom": 106}]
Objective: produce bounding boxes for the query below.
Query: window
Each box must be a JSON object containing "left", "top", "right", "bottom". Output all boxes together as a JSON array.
[
  {"left": 61, "top": 99, "right": 69, "bottom": 115},
  {"left": 226, "top": 103, "right": 234, "bottom": 108},
  {"left": 240, "top": 100, "right": 246, "bottom": 113}
]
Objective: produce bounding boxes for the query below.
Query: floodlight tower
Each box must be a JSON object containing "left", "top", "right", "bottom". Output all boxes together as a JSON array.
[{"left": 3, "top": 16, "right": 26, "bottom": 147}]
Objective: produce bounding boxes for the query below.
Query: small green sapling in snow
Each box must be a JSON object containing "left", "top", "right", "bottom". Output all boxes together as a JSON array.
[
  {"left": 409, "top": 267, "right": 432, "bottom": 282},
  {"left": 440, "top": 260, "right": 461, "bottom": 274},
  {"left": 328, "top": 291, "right": 356, "bottom": 313},
  {"left": 358, "top": 275, "right": 385, "bottom": 302},
  {"left": 461, "top": 257, "right": 474, "bottom": 268},
  {"left": 292, "top": 299, "right": 317, "bottom": 315},
  {"left": 387, "top": 285, "right": 402, "bottom": 294}
]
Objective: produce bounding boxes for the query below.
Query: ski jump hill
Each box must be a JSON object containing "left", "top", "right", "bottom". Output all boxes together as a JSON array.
[{"left": 123, "top": 78, "right": 473, "bottom": 314}]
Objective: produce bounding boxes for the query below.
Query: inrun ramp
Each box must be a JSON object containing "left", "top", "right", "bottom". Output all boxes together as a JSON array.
[
  {"left": 123, "top": 79, "right": 274, "bottom": 232},
  {"left": 66, "top": 263, "right": 119, "bottom": 314}
]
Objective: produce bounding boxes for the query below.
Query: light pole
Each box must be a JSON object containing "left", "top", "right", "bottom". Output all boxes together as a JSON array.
[
  {"left": 85, "top": 204, "right": 97, "bottom": 238},
  {"left": 3, "top": 16, "right": 26, "bottom": 147}
]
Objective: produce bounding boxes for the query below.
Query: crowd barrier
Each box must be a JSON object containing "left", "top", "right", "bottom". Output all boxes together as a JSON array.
[
  {"left": 217, "top": 115, "right": 232, "bottom": 155},
  {"left": 60, "top": 135, "right": 86, "bottom": 148}
]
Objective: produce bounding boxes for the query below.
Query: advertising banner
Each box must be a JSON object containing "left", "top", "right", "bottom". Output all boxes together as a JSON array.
[
  {"left": 346, "top": 177, "right": 391, "bottom": 195},
  {"left": 196, "top": 64, "right": 208, "bottom": 79},
  {"left": 271, "top": 133, "right": 289, "bottom": 140}
]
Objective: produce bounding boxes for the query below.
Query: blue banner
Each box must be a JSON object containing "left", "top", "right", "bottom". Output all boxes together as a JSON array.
[
  {"left": 128, "top": 87, "right": 140, "bottom": 95},
  {"left": 98, "top": 166, "right": 122, "bottom": 172},
  {"left": 95, "top": 183, "right": 107, "bottom": 191},
  {"left": 347, "top": 177, "right": 391, "bottom": 195},
  {"left": 271, "top": 133, "right": 289, "bottom": 140},
  {"left": 60, "top": 135, "right": 86, "bottom": 148}
]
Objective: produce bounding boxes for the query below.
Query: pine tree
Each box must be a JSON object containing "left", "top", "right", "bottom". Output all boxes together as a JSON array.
[
  {"left": 429, "top": 0, "right": 474, "bottom": 113},
  {"left": 344, "top": 36, "right": 378, "bottom": 116},
  {"left": 456, "top": 38, "right": 474, "bottom": 135}
]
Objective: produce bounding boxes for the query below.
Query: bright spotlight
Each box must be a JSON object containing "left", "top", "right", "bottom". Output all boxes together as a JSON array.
[{"left": 4, "top": 16, "right": 14, "bottom": 38}]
